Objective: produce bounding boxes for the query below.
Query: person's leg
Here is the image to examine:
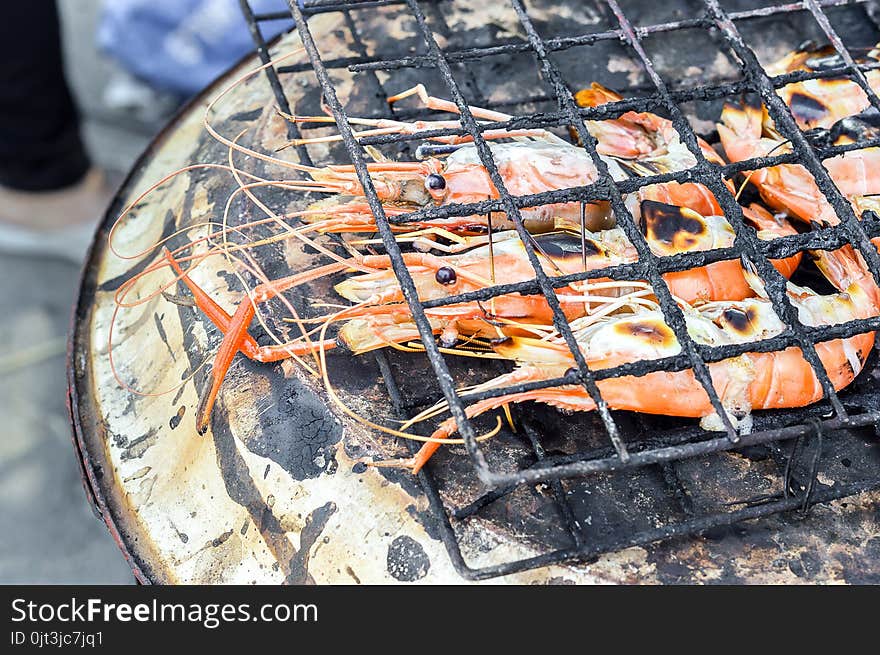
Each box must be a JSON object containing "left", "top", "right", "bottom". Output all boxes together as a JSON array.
[
  {"left": 0, "top": 0, "right": 113, "bottom": 261},
  {"left": 0, "top": 0, "right": 90, "bottom": 193}
]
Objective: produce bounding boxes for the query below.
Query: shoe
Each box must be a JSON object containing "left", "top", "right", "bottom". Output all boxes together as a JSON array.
[{"left": 0, "top": 168, "right": 112, "bottom": 264}]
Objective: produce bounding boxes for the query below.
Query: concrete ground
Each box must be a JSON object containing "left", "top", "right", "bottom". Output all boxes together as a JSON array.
[{"left": 0, "top": 2, "right": 178, "bottom": 583}]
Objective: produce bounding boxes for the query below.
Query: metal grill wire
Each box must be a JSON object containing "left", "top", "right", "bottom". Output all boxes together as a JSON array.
[{"left": 236, "top": 0, "right": 880, "bottom": 577}]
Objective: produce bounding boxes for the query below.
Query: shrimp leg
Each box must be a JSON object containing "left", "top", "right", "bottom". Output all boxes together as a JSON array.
[{"left": 163, "top": 249, "right": 339, "bottom": 433}]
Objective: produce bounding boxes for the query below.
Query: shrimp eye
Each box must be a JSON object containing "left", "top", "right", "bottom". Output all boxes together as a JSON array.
[
  {"left": 425, "top": 173, "right": 447, "bottom": 192},
  {"left": 564, "top": 367, "right": 579, "bottom": 379},
  {"left": 435, "top": 266, "right": 456, "bottom": 285}
]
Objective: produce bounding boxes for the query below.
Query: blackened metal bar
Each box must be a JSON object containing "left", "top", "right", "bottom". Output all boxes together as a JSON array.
[
  {"left": 403, "top": 0, "right": 631, "bottom": 467},
  {"left": 238, "top": 0, "right": 314, "bottom": 166},
  {"left": 341, "top": 9, "right": 392, "bottom": 108},
  {"left": 532, "top": 409, "right": 875, "bottom": 478},
  {"left": 455, "top": 409, "right": 879, "bottom": 494},
  {"left": 659, "top": 461, "right": 697, "bottom": 517},
  {"left": 373, "top": 349, "right": 407, "bottom": 415},
  {"left": 344, "top": 0, "right": 866, "bottom": 73},
  {"left": 519, "top": 419, "right": 585, "bottom": 548},
  {"left": 452, "top": 401, "right": 878, "bottom": 519},
  {"left": 607, "top": 0, "right": 853, "bottom": 421},
  {"left": 803, "top": 0, "right": 880, "bottom": 112},
  {"left": 510, "top": 0, "right": 740, "bottom": 444},
  {"left": 457, "top": 476, "right": 880, "bottom": 580},
  {"left": 704, "top": 0, "right": 880, "bottom": 288},
  {"left": 285, "top": 0, "right": 493, "bottom": 477}
]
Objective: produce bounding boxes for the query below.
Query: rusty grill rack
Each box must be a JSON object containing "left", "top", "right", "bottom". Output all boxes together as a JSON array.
[{"left": 239, "top": 0, "right": 880, "bottom": 579}]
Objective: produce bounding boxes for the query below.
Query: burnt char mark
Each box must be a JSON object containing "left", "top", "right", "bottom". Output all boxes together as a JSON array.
[
  {"left": 721, "top": 307, "right": 758, "bottom": 335},
  {"left": 386, "top": 535, "right": 430, "bottom": 582},
  {"left": 535, "top": 231, "right": 603, "bottom": 258},
  {"left": 616, "top": 319, "right": 675, "bottom": 347},
  {"left": 742, "top": 92, "right": 763, "bottom": 113},
  {"left": 789, "top": 92, "right": 829, "bottom": 127},
  {"left": 640, "top": 200, "right": 705, "bottom": 247}
]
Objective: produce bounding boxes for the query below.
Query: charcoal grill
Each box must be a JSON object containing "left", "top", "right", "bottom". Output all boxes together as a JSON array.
[{"left": 70, "top": 0, "right": 880, "bottom": 583}]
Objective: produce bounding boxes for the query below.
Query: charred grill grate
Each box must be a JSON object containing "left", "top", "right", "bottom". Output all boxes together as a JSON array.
[{"left": 239, "top": 0, "right": 880, "bottom": 579}]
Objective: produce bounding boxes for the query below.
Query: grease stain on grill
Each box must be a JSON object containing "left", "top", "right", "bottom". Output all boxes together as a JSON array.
[
  {"left": 169, "top": 405, "right": 186, "bottom": 430},
  {"left": 170, "top": 521, "right": 189, "bottom": 544},
  {"left": 386, "top": 535, "right": 430, "bottom": 582},
  {"left": 120, "top": 428, "right": 159, "bottom": 461},
  {"left": 345, "top": 565, "right": 362, "bottom": 584},
  {"left": 288, "top": 501, "right": 337, "bottom": 585},
  {"left": 211, "top": 529, "right": 234, "bottom": 548}
]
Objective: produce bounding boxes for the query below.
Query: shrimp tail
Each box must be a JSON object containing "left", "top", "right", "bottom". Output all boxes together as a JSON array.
[
  {"left": 811, "top": 244, "right": 878, "bottom": 304},
  {"left": 739, "top": 255, "right": 770, "bottom": 299},
  {"left": 720, "top": 96, "right": 764, "bottom": 140},
  {"left": 717, "top": 96, "right": 765, "bottom": 162},
  {"left": 337, "top": 316, "right": 436, "bottom": 354},
  {"left": 574, "top": 82, "right": 623, "bottom": 107}
]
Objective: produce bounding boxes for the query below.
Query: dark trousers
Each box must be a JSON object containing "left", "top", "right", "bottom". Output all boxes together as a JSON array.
[{"left": 0, "top": 1, "right": 90, "bottom": 192}]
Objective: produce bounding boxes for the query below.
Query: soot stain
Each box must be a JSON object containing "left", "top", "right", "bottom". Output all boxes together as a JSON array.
[
  {"left": 386, "top": 535, "right": 431, "bottom": 582},
  {"left": 617, "top": 320, "right": 674, "bottom": 345},
  {"left": 721, "top": 307, "right": 757, "bottom": 334},
  {"left": 120, "top": 428, "right": 159, "bottom": 461},
  {"left": 153, "top": 312, "right": 176, "bottom": 362},
  {"left": 405, "top": 504, "right": 443, "bottom": 542},
  {"left": 98, "top": 209, "right": 178, "bottom": 291},
  {"left": 288, "top": 502, "right": 337, "bottom": 585},
  {"left": 169, "top": 405, "right": 186, "bottom": 430},
  {"left": 239, "top": 366, "right": 343, "bottom": 481}
]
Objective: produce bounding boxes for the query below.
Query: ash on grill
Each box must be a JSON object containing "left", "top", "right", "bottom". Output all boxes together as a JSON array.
[{"left": 224, "top": 0, "right": 880, "bottom": 581}]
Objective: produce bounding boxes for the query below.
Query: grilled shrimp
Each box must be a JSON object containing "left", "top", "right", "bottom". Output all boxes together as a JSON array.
[
  {"left": 333, "top": 200, "right": 801, "bottom": 352},
  {"left": 394, "top": 245, "right": 879, "bottom": 473},
  {"left": 575, "top": 83, "right": 731, "bottom": 216},
  {"left": 719, "top": 97, "right": 880, "bottom": 250},
  {"left": 766, "top": 41, "right": 880, "bottom": 130},
  {"left": 318, "top": 199, "right": 801, "bottom": 355},
  {"left": 284, "top": 85, "right": 633, "bottom": 236},
  {"left": 285, "top": 84, "right": 733, "bottom": 242}
]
